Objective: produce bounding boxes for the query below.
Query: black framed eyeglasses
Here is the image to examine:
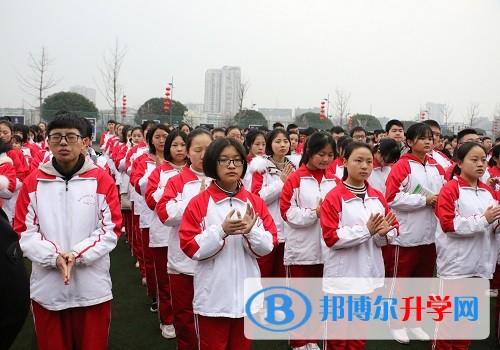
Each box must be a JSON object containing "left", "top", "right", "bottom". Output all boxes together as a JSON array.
[
  {"left": 217, "top": 159, "right": 244, "bottom": 167},
  {"left": 48, "top": 133, "right": 81, "bottom": 144}
]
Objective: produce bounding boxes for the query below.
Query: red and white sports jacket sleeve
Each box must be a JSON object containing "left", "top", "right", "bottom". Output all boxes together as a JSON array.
[
  {"left": 179, "top": 191, "right": 226, "bottom": 260},
  {"left": 279, "top": 173, "right": 318, "bottom": 228},
  {"left": 243, "top": 193, "right": 278, "bottom": 257},
  {"left": 0, "top": 158, "right": 17, "bottom": 199},
  {"left": 385, "top": 160, "right": 426, "bottom": 211},
  {"left": 252, "top": 171, "right": 283, "bottom": 205},
  {"left": 435, "top": 179, "right": 493, "bottom": 237},
  {"left": 14, "top": 175, "right": 61, "bottom": 268},
  {"left": 157, "top": 174, "right": 190, "bottom": 226},
  {"left": 145, "top": 166, "right": 161, "bottom": 211}
]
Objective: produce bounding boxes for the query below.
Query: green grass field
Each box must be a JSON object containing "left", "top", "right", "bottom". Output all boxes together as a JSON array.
[{"left": 11, "top": 236, "right": 500, "bottom": 349}]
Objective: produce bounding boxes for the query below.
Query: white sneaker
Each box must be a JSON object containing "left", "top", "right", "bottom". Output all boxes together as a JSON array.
[
  {"left": 408, "top": 327, "right": 430, "bottom": 341},
  {"left": 160, "top": 324, "right": 176, "bottom": 339},
  {"left": 307, "top": 343, "right": 320, "bottom": 350},
  {"left": 486, "top": 289, "right": 498, "bottom": 297},
  {"left": 390, "top": 327, "right": 410, "bottom": 344},
  {"left": 121, "top": 227, "right": 126, "bottom": 233},
  {"left": 141, "top": 277, "right": 146, "bottom": 286},
  {"left": 135, "top": 261, "right": 139, "bottom": 268},
  {"left": 291, "top": 346, "right": 308, "bottom": 350}
]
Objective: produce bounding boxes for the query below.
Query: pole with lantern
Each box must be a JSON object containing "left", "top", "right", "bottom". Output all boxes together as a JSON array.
[
  {"left": 320, "top": 100, "right": 326, "bottom": 121},
  {"left": 121, "top": 95, "right": 127, "bottom": 119},
  {"left": 164, "top": 86, "right": 171, "bottom": 123},
  {"left": 347, "top": 114, "right": 353, "bottom": 131}
]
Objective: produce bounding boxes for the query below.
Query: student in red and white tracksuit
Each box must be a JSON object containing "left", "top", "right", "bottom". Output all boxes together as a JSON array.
[
  {"left": 385, "top": 123, "right": 446, "bottom": 343},
  {"left": 433, "top": 142, "right": 500, "bottom": 349},
  {"left": 179, "top": 137, "right": 277, "bottom": 350},
  {"left": 145, "top": 130, "right": 187, "bottom": 339},
  {"left": 156, "top": 128, "right": 212, "bottom": 348},
  {"left": 242, "top": 129, "right": 267, "bottom": 190},
  {"left": 130, "top": 124, "right": 171, "bottom": 308},
  {"left": 321, "top": 142, "right": 398, "bottom": 350},
  {"left": 250, "top": 128, "right": 300, "bottom": 279},
  {"left": 280, "top": 132, "right": 339, "bottom": 350},
  {"left": 14, "top": 113, "right": 121, "bottom": 350}
]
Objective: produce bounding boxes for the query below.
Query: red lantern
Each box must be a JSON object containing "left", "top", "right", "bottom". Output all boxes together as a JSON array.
[{"left": 166, "top": 86, "right": 171, "bottom": 91}]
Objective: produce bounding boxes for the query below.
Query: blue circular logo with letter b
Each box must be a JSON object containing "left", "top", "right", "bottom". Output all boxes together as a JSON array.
[{"left": 246, "top": 286, "right": 312, "bottom": 332}]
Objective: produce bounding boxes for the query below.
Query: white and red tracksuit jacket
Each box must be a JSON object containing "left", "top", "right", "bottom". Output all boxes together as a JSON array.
[
  {"left": 385, "top": 153, "right": 446, "bottom": 246},
  {"left": 434, "top": 176, "right": 499, "bottom": 279},
  {"left": 321, "top": 181, "right": 398, "bottom": 294},
  {"left": 0, "top": 154, "right": 18, "bottom": 206},
  {"left": 145, "top": 162, "right": 182, "bottom": 248},
  {"left": 280, "top": 164, "right": 340, "bottom": 266},
  {"left": 179, "top": 182, "right": 277, "bottom": 317},
  {"left": 250, "top": 155, "right": 301, "bottom": 242},
  {"left": 367, "top": 158, "right": 391, "bottom": 195},
  {"left": 157, "top": 166, "right": 210, "bottom": 275},
  {"left": 14, "top": 159, "right": 122, "bottom": 311},
  {"left": 431, "top": 149, "right": 452, "bottom": 171},
  {"left": 130, "top": 153, "right": 158, "bottom": 229}
]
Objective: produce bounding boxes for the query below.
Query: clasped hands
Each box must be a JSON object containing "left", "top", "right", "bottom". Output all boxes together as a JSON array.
[
  {"left": 56, "top": 252, "right": 76, "bottom": 285},
  {"left": 221, "top": 203, "right": 258, "bottom": 236}
]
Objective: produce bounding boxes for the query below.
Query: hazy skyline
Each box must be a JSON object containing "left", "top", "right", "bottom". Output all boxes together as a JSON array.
[{"left": 1, "top": 0, "right": 499, "bottom": 123}]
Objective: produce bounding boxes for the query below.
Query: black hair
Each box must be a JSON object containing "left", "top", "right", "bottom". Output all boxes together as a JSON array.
[
  {"left": 47, "top": 110, "right": 87, "bottom": 137},
  {"left": 107, "top": 119, "right": 117, "bottom": 125},
  {"left": 385, "top": 119, "right": 404, "bottom": 133},
  {"left": 141, "top": 120, "right": 157, "bottom": 133},
  {"left": 13, "top": 124, "right": 29, "bottom": 143},
  {"left": 164, "top": 130, "right": 188, "bottom": 162},
  {"left": 203, "top": 137, "right": 248, "bottom": 180},
  {"left": 342, "top": 142, "right": 373, "bottom": 180},
  {"left": 121, "top": 125, "right": 132, "bottom": 143},
  {"left": 12, "top": 134, "right": 23, "bottom": 145},
  {"left": 265, "top": 128, "right": 291, "bottom": 156},
  {"left": 373, "top": 138, "right": 400, "bottom": 165},
  {"left": 456, "top": 129, "right": 478, "bottom": 144},
  {"left": 0, "top": 138, "right": 12, "bottom": 154},
  {"left": 0, "top": 120, "right": 13, "bottom": 133},
  {"left": 224, "top": 125, "right": 241, "bottom": 137},
  {"left": 330, "top": 126, "right": 345, "bottom": 134},
  {"left": 79, "top": 116, "right": 93, "bottom": 139},
  {"left": 186, "top": 128, "right": 212, "bottom": 151},
  {"left": 488, "top": 144, "right": 500, "bottom": 167},
  {"left": 450, "top": 142, "right": 486, "bottom": 180},
  {"left": 245, "top": 129, "right": 266, "bottom": 154},
  {"left": 29, "top": 125, "right": 43, "bottom": 143},
  {"left": 337, "top": 135, "right": 353, "bottom": 156},
  {"left": 257, "top": 125, "right": 269, "bottom": 132},
  {"left": 423, "top": 119, "right": 441, "bottom": 130},
  {"left": 482, "top": 136, "right": 492, "bottom": 142},
  {"left": 178, "top": 123, "right": 192, "bottom": 132},
  {"left": 272, "top": 122, "right": 284, "bottom": 129},
  {"left": 299, "top": 131, "right": 337, "bottom": 166},
  {"left": 302, "top": 127, "right": 317, "bottom": 137},
  {"left": 286, "top": 123, "right": 298, "bottom": 132},
  {"left": 405, "top": 123, "right": 433, "bottom": 151},
  {"left": 146, "top": 124, "right": 170, "bottom": 154},
  {"left": 349, "top": 126, "right": 366, "bottom": 138},
  {"left": 130, "top": 126, "right": 143, "bottom": 137},
  {"left": 211, "top": 127, "right": 225, "bottom": 136},
  {"left": 373, "top": 129, "right": 386, "bottom": 137}
]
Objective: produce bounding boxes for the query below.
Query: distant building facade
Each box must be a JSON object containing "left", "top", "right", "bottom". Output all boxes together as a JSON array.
[
  {"left": 70, "top": 85, "right": 96, "bottom": 104},
  {"left": 204, "top": 66, "right": 241, "bottom": 117}
]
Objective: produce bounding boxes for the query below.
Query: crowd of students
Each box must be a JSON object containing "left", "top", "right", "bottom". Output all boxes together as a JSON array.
[{"left": 5, "top": 111, "right": 500, "bottom": 350}]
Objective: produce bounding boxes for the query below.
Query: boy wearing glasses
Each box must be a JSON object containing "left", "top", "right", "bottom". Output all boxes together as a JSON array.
[{"left": 14, "top": 111, "right": 122, "bottom": 350}]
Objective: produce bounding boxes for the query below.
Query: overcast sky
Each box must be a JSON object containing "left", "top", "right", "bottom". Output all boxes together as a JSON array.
[{"left": 1, "top": 0, "right": 499, "bottom": 122}]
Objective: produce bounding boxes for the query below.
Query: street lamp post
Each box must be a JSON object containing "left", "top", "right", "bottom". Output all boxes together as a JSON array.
[{"left": 169, "top": 78, "right": 174, "bottom": 125}]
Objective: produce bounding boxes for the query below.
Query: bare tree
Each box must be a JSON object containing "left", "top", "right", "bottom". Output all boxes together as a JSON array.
[
  {"left": 16, "top": 46, "right": 61, "bottom": 112},
  {"left": 235, "top": 80, "right": 251, "bottom": 124},
  {"left": 331, "top": 88, "right": 351, "bottom": 128},
  {"left": 463, "top": 102, "right": 480, "bottom": 128},
  {"left": 440, "top": 102, "right": 454, "bottom": 130},
  {"left": 96, "top": 39, "right": 126, "bottom": 120}
]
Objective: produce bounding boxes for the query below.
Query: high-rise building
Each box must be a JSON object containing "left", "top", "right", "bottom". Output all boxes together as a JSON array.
[
  {"left": 70, "top": 85, "right": 96, "bottom": 104},
  {"left": 204, "top": 69, "right": 222, "bottom": 114},
  {"left": 204, "top": 66, "right": 241, "bottom": 117}
]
